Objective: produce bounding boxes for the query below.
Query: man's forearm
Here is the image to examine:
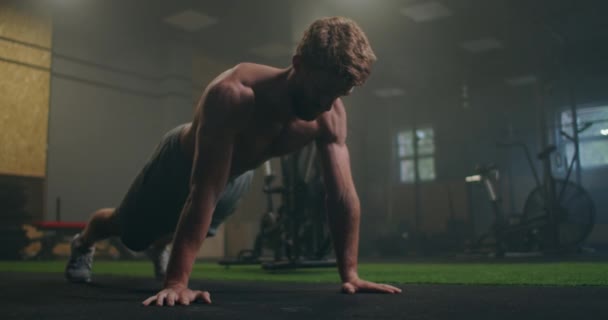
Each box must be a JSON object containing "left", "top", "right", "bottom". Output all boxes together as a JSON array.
[
  {"left": 164, "top": 193, "right": 215, "bottom": 287},
  {"left": 326, "top": 197, "right": 361, "bottom": 282}
]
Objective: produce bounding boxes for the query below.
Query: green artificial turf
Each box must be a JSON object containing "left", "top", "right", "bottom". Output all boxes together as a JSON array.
[{"left": 1, "top": 260, "right": 607, "bottom": 286}]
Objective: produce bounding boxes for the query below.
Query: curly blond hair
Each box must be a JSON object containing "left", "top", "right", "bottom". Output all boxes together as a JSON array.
[{"left": 296, "top": 16, "right": 377, "bottom": 87}]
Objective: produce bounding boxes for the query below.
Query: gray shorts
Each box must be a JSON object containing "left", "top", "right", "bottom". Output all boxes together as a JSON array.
[{"left": 117, "top": 124, "right": 254, "bottom": 251}]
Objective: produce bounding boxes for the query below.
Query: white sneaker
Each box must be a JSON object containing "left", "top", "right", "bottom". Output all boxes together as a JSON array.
[{"left": 65, "top": 234, "right": 95, "bottom": 283}]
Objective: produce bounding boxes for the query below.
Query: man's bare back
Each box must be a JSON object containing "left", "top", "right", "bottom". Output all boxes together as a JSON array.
[{"left": 179, "top": 62, "right": 344, "bottom": 177}]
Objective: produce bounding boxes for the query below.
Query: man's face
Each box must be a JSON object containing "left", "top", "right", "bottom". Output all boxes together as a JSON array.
[{"left": 289, "top": 66, "right": 353, "bottom": 121}]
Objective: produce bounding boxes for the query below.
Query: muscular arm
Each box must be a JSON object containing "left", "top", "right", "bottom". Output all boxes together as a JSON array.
[
  {"left": 165, "top": 83, "right": 252, "bottom": 288},
  {"left": 317, "top": 100, "right": 401, "bottom": 294},
  {"left": 316, "top": 101, "right": 360, "bottom": 283},
  {"left": 318, "top": 142, "right": 361, "bottom": 282}
]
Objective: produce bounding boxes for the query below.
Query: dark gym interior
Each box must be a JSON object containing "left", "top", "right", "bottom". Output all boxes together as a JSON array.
[{"left": 1, "top": 0, "right": 607, "bottom": 319}]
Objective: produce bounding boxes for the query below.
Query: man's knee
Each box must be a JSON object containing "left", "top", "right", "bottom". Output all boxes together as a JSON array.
[
  {"left": 85, "top": 208, "right": 122, "bottom": 239},
  {"left": 120, "top": 233, "right": 152, "bottom": 252},
  {"left": 102, "top": 209, "right": 123, "bottom": 232},
  {"left": 121, "top": 230, "right": 173, "bottom": 252}
]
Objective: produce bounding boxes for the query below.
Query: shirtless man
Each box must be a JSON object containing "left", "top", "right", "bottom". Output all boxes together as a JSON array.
[{"left": 65, "top": 16, "right": 402, "bottom": 307}]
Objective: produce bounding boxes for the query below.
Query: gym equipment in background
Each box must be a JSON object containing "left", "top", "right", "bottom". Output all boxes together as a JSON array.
[
  {"left": 219, "top": 143, "right": 335, "bottom": 270},
  {"left": 23, "top": 198, "right": 135, "bottom": 260},
  {"left": 465, "top": 122, "right": 595, "bottom": 257}
]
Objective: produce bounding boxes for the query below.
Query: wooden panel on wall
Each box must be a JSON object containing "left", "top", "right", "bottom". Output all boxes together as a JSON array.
[
  {"left": 0, "top": 38, "right": 50, "bottom": 67},
  {"left": 0, "top": 3, "right": 52, "bottom": 177},
  {"left": 0, "top": 4, "right": 52, "bottom": 48},
  {"left": 0, "top": 60, "right": 50, "bottom": 177}
]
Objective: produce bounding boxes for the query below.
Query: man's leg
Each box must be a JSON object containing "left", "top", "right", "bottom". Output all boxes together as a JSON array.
[
  {"left": 145, "top": 234, "right": 173, "bottom": 281},
  {"left": 207, "top": 170, "right": 255, "bottom": 236},
  {"left": 65, "top": 208, "right": 122, "bottom": 283},
  {"left": 79, "top": 208, "right": 122, "bottom": 246}
]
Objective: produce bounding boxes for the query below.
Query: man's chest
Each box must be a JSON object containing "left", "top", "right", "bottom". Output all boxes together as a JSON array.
[{"left": 232, "top": 120, "right": 322, "bottom": 168}]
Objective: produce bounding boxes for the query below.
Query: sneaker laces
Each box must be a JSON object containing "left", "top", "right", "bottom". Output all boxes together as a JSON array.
[{"left": 68, "top": 238, "right": 94, "bottom": 269}]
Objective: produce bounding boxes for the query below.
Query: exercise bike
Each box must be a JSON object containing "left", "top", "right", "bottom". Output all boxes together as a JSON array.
[{"left": 465, "top": 123, "right": 595, "bottom": 257}]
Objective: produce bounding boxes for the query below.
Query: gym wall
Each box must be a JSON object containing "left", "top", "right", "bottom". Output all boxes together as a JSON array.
[{"left": 46, "top": 2, "right": 189, "bottom": 225}]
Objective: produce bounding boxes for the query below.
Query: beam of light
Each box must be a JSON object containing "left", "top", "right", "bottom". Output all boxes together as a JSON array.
[{"left": 601, "top": 129, "right": 608, "bottom": 136}]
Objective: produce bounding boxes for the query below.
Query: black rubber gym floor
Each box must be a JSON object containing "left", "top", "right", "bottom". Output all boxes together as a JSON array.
[{"left": 2, "top": 272, "right": 607, "bottom": 320}]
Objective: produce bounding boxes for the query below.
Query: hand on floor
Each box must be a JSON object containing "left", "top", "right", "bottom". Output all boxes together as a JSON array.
[
  {"left": 341, "top": 278, "right": 402, "bottom": 294},
  {"left": 142, "top": 284, "right": 211, "bottom": 306}
]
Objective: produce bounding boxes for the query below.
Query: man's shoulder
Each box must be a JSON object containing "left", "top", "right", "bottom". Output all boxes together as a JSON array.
[
  {"left": 203, "top": 77, "right": 254, "bottom": 124},
  {"left": 197, "top": 78, "right": 255, "bottom": 132},
  {"left": 207, "top": 77, "right": 255, "bottom": 108}
]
